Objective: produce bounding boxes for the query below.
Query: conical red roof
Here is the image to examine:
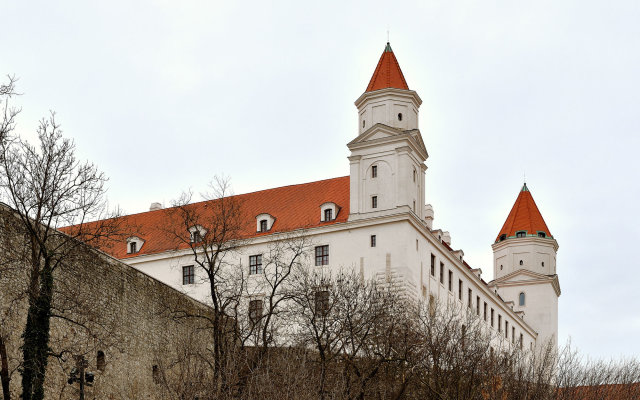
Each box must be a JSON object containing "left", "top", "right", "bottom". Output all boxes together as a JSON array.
[
  {"left": 496, "top": 183, "right": 552, "bottom": 242},
  {"left": 366, "top": 42, "right": 409, "bottom": 92}
]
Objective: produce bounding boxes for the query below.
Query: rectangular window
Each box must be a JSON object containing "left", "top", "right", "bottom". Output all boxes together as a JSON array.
[
  {"left": 512, "top": 327, "right": 516, "bottom": 343},
  {"left": 476, "top": 296, "right": 480, "bottom": 315},
  {"left": 249, "top": 299, "right": 263, "bottom": 322},
  {"left": 483, "top": 302, "right": 487, "bottom": 321},
  {"left": 190, "top": 230, "right": 202, "bottom": 243},
  {"left": 371, "top": 165, "right": 377, "bottom": 178},
  {"left": 448, "top": 270, "right": 453, "bottom": 291},
  {"left": 372, "top": 196, "right": 378, "bottom": 209},
  {"left": 315, "top": 290, "right": 329, "bottom": 316},
  {"left": 370, "top": 235, "right": 376, "bottom": 247},
  {"left": 249, "top": 254, "right": 263, "bottom": 275},
  {"left": 315, "top": 245, "right": 329, "bottom": 266},
  {"left": 440, "top": 262, "right": 444, "bottom": 284},
  {"left": 129, "top": 242, "right": 137, "bottom": 253},
  {"left": 468, "top": 288, "right": 472, "bottom": 308},
  {"left": 498, "top": 315, "right": 502, "bottom": 332},
  {"left": 520, "top": 333, "right": 524, "bottom": 349},
  {"left": 505, "top": 321, "right": 509, "bottom": 338},
  {"left": 458, "top": 279, "right": 463, "bottom": 300},
  {"left": 260, "top": 219, "right": 268, "bottom": 232},
  {"left": 491, "top": 308, "right": 495, "bottom": 327},
  {"left": 182, "top": 265, "right": 194, "bottom": 285},
  {"left": 430, "top": 254, "right": 435, "bottom": 276},
  {"left": 324, "top": 208, "right": 332, "bottom": 221}
]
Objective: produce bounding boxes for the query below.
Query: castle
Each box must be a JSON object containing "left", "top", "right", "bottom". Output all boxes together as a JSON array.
[{"left": 95, "top": 42, "right": 560, "bottom": 350}]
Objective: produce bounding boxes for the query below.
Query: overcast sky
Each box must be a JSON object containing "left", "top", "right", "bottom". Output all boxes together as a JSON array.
[{"left": 2, "top": 1, "right": 639, "bottom": 359}]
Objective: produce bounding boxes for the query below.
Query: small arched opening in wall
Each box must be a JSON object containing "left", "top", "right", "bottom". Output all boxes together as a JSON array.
[
  {"left": 519, "top": 292, "right": 526, "bottom": 306},
  {"left": 97, "top": 350, "right": 105, "bottom": 372}
]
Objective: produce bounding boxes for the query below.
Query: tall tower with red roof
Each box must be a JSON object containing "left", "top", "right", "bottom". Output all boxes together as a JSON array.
[
  {"left": 348, "top": 42, "right": 428, "bottom": 221},
  {"left": 489, "top": 183, "right": 560, "bottom": 348}
]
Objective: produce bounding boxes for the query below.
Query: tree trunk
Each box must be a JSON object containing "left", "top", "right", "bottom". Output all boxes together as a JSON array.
[
  {"left": 0, "top": 335, "right": 10, "bottom": 400},
  {"left": 21, "top": 261, "right": 54, "bottom": 400}
]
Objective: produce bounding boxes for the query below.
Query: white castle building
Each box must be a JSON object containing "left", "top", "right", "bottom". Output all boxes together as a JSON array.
[{"left": 92, "top": 43, "right": 560, "bottom": 350}]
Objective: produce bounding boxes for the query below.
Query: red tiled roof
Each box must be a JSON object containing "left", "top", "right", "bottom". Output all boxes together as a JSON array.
[
  {"left": 366, "top": 42, "right": 409, "bottom": 92},
  {"left": 496, "top": 183, "right": 552, "bottom": 242},
  {"left": 69, "top": 177, "right": 350, "bottom": 260}
]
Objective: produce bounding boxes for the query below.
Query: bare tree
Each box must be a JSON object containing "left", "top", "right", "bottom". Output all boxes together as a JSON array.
[{"left": 0, "top": 78, "right": 122, "bottom": 400}]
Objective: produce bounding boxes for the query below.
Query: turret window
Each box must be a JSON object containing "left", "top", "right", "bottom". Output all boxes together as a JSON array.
[
  {"left": 542, "top": 262, "right": 545, "bottom": 267},
  {"left": 519, "top": 292, "right": 525, "bottom": 306},
  {"left": 538, "top": 232, "right": 546, "bottom": 238},
  {"left": 499, "top": 234, "right": 506, "bottom": 241},
  {"left": 516, "top": 231, "right": 526, "bottom": 238},
  {"left": 519, "top": 260, "right": 523, "bottom": 266},
  {"left": 398, "top": 112, "right": 403, "bottom": 121}
]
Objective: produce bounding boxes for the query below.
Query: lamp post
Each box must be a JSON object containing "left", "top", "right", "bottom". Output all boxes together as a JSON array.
[{"left": 68, "top": 355, "right": 94, "bottom": 400}]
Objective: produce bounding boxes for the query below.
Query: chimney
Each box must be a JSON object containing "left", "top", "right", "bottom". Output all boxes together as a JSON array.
[
  {"left": 149, "top": 202, "right": 162, "bottom": 211},
  {"left": 424, "top": 204, "right": 434, "bottom": 229},
  {"left": 442, "top": 231, "right": 451, "bottom": 246}
]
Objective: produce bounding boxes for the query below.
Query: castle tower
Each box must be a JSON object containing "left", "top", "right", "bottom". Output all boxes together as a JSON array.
[
  {"left": 489, "top": 183, "right": 560, "bottom": 348},
  {"left": 348, "top": 43, "right": 428, "bottom": 221}
]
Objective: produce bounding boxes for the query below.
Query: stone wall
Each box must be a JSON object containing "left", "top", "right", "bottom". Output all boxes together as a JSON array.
[{"left": 0, "top": 207, "right": 213, "bottom": 399}]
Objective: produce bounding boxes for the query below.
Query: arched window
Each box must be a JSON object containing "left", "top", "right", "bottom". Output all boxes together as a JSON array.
[
  {"left": 519, "top": 292, "right": 525, "bottom": 306},
  {"left": 519, "top": 260, "right": 523, "bottom": 266},
  {"left": 97, "top": 351, "right": 105, "bottom": 372}
]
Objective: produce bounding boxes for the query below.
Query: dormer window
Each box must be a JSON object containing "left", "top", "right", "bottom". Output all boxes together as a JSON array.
[
  {"left": 499, "top": 234, "right": 507, "bottom": 241},
  {"left": 371, "top": 165, "right": 377, "bottom": 178},
  {"left": 324, "top": 209, "right": 332, "bottom": 222},
  {"left": 516, "top": 231, "right": 526, "bottom": 238},
  {"left": 538, "top": 232, "right": 546, "bottom": 238},
  {"left": 320, "top": 202, "right": 338, "bottom": 222},
  {"left": 126, "top": 236, "right": 145, "bottom": 254},
  {"left": 188, "top": 225, "right": 207, "bottom": 243},
  {"left": 256, "top": 213, "right": 275, "bottom": 232}
]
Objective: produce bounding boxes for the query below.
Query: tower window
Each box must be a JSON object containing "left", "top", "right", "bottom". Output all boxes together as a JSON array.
[
  {"left": 519, "top": 292, "right": 525, "bottom": 306},
  {"left": 315, "top": 245, "right": 329, "bottom": 266},
  {"left": 538, "top": 232, "right": 546, "bottom": 238},
  {"left": 260, "top": 219, "right": 268, "bottom": 232},
  {"left": 413, "top": 168, "right": 416, "bottom": 182},
  {"left": 516, "top": 231, "right": 526, "bottom": 238},
  {"left": 439, "top": 262, "right": 444, "bottom": 284},
  {"left": 371, "top": 165, "right": 377, "bottom": 178},
  {"left": 430, "top": 254, "right": 435, "bottom": 276},
  {"left": 362, "top": 120, "right": 365, "bottom": 128},
  {"left": 324, "top": 209, "right": 333, "bottom": 221},
  {"left": 398, "top": 112, "right": 403, "bottom": 121},
  {"left": 468, "top": 288, "right": 472, "bottom": 308},
  {"left": 372, "top": 196, "right": 378, "bottom": 209},
  {"left": 370, "top": 235, "right": 376, "bottom": 247},
  {"left": 519, "top": 260, "right": 523, "bottom": 266},
  {"left": 500, "top": 265, "right": 503, "bottom": 270},
  {"left": 250, "top": 254, "right": 263, "bottom": 275},
  {"left": 182, "top": 265, "right": 195, "bottom": 285},
  {"left": 542, "top": 262, "right": 545, "bottom": 267},
  {"left": 499, "top": 234, "right": 506, "bottom": 241}
]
